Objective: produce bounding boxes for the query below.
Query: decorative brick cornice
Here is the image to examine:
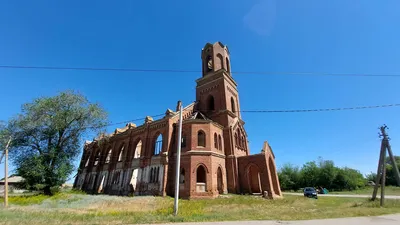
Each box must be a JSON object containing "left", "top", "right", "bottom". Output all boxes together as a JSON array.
[
  {"left": 226, "top": 85, "right": 238, "bottom": 97},
  {"left": 181, "top": 150, "right": 225, "bottom": 159}
]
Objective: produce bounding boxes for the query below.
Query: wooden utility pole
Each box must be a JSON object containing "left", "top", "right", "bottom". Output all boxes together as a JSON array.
[
  {"left": 1, "top": 137, "right": 12, "bottom": 207},
  {"left": 371, "top": 125, "right": 400, "bottom": 206}
]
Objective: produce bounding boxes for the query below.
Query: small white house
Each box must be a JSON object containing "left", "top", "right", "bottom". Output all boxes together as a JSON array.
[{"left": 0, "top": 175, "right": 25, "bottom": 194}]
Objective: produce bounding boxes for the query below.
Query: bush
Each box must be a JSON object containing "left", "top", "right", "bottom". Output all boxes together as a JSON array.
[{"left": 50, "top": 186, "right": 61, "bottom": 195}]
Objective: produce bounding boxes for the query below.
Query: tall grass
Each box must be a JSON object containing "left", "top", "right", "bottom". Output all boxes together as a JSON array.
[{"left": 1, "top": 193, "right": 400, "bottom": 224}]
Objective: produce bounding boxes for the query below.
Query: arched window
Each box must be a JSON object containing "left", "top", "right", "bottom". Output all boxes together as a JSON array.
[
  {"left": 180, "top": 168, "right": 185, "bottom": 184},
  {"left": 218, "top": 135, "right": 222, "bottom": 150},
  {"left": 214, "top": 133, "right": 218, "bottom": 149},
  {"left": 156, "top": 167, "right": 159, "bottom": 183},
  {"left": 181, "top": 134, "right": 186, "bottom": 148},
  {"left": 198, "top": 130, "right": 206, "bottom": 147},
  {"left": 206, "top": 55, "right": 213, "bottom": 72},
  {"left": 94, "top": 151, "right": 100, "bottom": 166},
  {"left": 85, "top": 157, "right": 90, "bottom": 167},
  {"left": 134, "top": 140, "right": 142, "bottom": 159},
  {"left": 234, "top": 132, "right": 238, "bottom": 147},
  {"left": 150, "top": 168, "right": 154, "bottom": 183},
  {"left": 196, "top": 165, "right": 206, "bottom": 183},
  {"left": 105, "top": 149, "right": 112, "bottom": 163},
  {"left": 154, "top": 134, "right": 163, "bottom": 155},
  {"left": 226, "top": 57, "right": 231, "bottom": 73},
  {"left": 237, "top": 129, "right": 242, "bottom": 148},
  {"left": 217, "top": 54, "right": 224, "bottom": 70},
  {"left": 231, "top": 97, "right": 236, "bottom": 113},
  {"left": 118, "top": 146, "right": 124, "bottom": 162},
  {"left": 207, "top": 95, "right": 215, "bottom": 111},
  {"left": 241, "top": 137, "right": 246, "bottom": 150},
  {"left": 113, "top": 171, "right": 121, "bottom": 184}
]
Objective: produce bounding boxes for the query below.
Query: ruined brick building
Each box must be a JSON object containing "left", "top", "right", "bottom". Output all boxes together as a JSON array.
[{"left": 73, "top": 42, "right": 282, "bottom": 199}]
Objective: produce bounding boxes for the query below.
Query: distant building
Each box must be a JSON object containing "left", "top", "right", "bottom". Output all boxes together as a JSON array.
[
  {"left": 0, "top": 175, "right": 25, "bottom": 194},
  {"left": 73, "top": 42, "right": 282, "bottom": 199}
]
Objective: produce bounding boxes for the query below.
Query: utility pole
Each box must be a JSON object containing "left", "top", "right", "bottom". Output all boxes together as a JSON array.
[
  {"left": 371, "top": 125, "right": 400, "bottom": 206},
  {"left": 173, "top": 101, "right": 183, "bottom": 216},
  {"left": 1, "top": 137, "right": 12, "bottom": 207}
]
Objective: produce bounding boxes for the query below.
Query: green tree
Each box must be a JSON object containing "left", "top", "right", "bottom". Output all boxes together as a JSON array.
[
  {"left": 317, "top": 159, "right": 338, "bottom": 189},
  {"left": 278, "top": 163, "right": 301, "bottom": 191},
  {"left": 0, "top": 121, "right": 13, "bottom": 166},
  {"left": 366, "top": 172, "right": 377, "bottom": 182},
  {"left": 385, "top": 156, "right": 400, "bottom": 186},
  {"left": 299, "top": 161, "right": 320, "bottom": 188},
  {"left": 341, "top": 167, "right": 365, "bottom": 190},
  {"left": 5, "top": 91, "right": 108, "bottom": 195},
  {"left": 332, "top": 169, "right": 347, "bottom": 191}
]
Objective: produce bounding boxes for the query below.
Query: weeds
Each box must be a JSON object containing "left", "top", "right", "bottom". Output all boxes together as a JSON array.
[{"left": 1, "top": 193, "right": 400, "bottom": 224}]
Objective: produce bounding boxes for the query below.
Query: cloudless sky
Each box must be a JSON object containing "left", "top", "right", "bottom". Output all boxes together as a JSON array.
[{"left": 1, "top": 0, "right": 400, "bottom": 183}]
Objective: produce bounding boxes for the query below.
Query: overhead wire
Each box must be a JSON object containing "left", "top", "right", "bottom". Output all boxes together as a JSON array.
[
  {"left": 1, "top": 65, "right": 400, "bottom": 77},
  {"left": 88, "top": 103, "right": 400, "bottom": 129}
]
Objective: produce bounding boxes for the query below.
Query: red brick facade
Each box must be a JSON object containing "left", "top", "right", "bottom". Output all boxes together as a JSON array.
[{"left": 73, "top": 42, "right": 282, "bottom": 199}]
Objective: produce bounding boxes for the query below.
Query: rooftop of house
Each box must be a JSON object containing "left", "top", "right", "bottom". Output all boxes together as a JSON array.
[{"left": 0, "top": 175, "right": 24, "bottom": 183}]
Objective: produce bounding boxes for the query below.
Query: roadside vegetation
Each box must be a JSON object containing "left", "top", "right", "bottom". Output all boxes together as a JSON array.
[
  {"left": 278, "top": 157, "right": 400, "bottom": 192},
  {"left": 1, "top": 190, "right": 400, "bottom": 224},
  {"left": 0, "top": 91, "right": 108, "bottom": 195}
]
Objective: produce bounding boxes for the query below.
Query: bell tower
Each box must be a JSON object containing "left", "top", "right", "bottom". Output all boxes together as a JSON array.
[
  {"left": 196, "top": 42, "right": 248, "bottom": 194},
  {"left": 201, "top": 42, "right": 232, "bottom": 77},
  {"left": 196, "top": 42, "right": 241, "bottom": 121}
]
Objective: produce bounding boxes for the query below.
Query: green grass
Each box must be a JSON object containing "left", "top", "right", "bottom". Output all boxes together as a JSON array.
[
  {"left": 1, "top": 193, "right": 400, "bottom": 224},
  {"left": 329, "top": 186, "right": 400, "bottom": 195},
  {"left": 0, "top": 190, "right": 86, "bottom": 206}
]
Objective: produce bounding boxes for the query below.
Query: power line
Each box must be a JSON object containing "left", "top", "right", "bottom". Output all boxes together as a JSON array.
[
  {"left": 1, "top": 65, "right": 400, "bottom": 77},
  {"left": 241, "top": 103, "right": 400, "bottom": 113},
  {"left": 95, "top": 103, "right": 400, "bottom": 129}
]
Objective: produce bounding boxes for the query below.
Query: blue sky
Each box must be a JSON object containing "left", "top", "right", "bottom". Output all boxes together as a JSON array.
[{"left": 1, "top": 0, "right": 400, "bottom": 183}]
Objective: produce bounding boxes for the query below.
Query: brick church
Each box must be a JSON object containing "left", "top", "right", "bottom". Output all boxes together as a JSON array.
[{"left": 73, "top": 42, "right": 282, "bottom": 199}]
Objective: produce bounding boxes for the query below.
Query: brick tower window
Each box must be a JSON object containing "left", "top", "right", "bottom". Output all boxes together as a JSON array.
[
  {"left": 217, "top": 54, "right": 224, "bottom": 70},
  {"left": 206, "top": 55, "right": 213, "bottom": 72},
  {"left": 214, "top": 133, "right": 218, "bottom": 149},
  {"left": 234, "top": 132, "right": 238, "bottom": 147},
  {"left": 181, "top": 134, "right": 186, "bottom": 148},
  {"left": 231, "top": 97, "right": 236, "bottom": 113},
  {"left": 180, "top": 168, "right": 185, "bottom": 184},
  {"left": 207, "top": 95, "right": 215, "bottom": 111},
  {"left": 218, "top": 135, "right": 222, "bottom": 150},
  {"left": 226, "top": 57, "right": 230, "bottom": 73},
  {"left": 196, "top": 165, "right": 206, "bottom": 183},
  {"left": 197, "top": 130, "right": 206, "bottom": 147}
]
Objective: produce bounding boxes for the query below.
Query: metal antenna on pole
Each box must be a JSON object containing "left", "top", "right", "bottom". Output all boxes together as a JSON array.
[{"left": 173, "top": 101, "right": 183, "bottom": 216}]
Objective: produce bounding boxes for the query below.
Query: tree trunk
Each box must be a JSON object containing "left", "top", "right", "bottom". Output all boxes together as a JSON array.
[{"left": 43, "top": 185, "right": 52, "bottom": 196}]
